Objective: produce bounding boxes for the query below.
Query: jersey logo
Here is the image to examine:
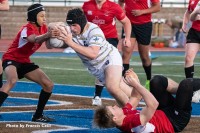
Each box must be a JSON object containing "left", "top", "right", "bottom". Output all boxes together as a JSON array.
[
  {"left": 92, "top": 16, "right": 105, "bottom": 25},
  {"left": 93, "top": 36, "right": 99, "bottom": 42},
  {"left": 83, "top": 40, "right": 88, "bottom": 46},
  {"left": 87, "top": 10, "right": 92, "bottom": 15},
  {"left": 104, "top": 10, "right": 109, "bottom": 16}
]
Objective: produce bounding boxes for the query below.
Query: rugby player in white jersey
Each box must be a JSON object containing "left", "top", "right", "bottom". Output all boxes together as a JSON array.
[{"left": 58, "top": 8, "right": 132, "bottom": 107}]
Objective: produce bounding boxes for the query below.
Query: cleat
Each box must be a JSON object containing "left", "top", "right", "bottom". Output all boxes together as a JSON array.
[
  {"left": 145, "top": 80, "right": 150, "bottom": 91},
  {"left": 192, "top": 89, "right": 200, "bottom": 103},
  {"left": 32, "top": 115, "right": 55, "bottom": 122},
  {"left": 92, "top": 96, "right": 102, "bottom": 106}
]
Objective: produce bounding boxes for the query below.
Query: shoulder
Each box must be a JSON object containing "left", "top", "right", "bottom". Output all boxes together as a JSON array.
[
  {"left": 83, "top": 0, "right": 94, "bottom": 8},
  {"left": 88, "top": 22, "right": 101, "bottom": 32}
]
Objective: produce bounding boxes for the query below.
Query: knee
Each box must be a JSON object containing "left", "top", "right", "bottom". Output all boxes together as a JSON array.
[
  {"left": 185, "top": 55, "right": 193, "bottom": 63},
  {"left": 150, "top": 75, "right": 168, "bottom": 92},
  {"left": 42, "top": 80, "right": 54, "bottom": 92},
  {"left": 179, "top": 78, "right": 193, "bottom": 92},
  {"left": 6, "top": 78, "right": 18, "bottom": 88}
]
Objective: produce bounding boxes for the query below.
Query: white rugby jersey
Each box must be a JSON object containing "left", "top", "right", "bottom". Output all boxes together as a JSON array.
[{"left": 72, "top": 22, "right": 114, "bottom": 68}]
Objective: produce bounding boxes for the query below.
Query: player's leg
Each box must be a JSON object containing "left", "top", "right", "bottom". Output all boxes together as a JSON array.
[
  {"left": 184, "top": 43, "right": 199, "bottom": 78},
  {"left": 105, "top": 65, "right": 129, "bottom": 107},
  {"left": 24, "top": 66, "right": 54, "bottom": 122},
  {"left": 150, "top": 75, "right": 175, "bottom": 109},
  {"left": 92, "top": 38, "right": 119, "bottom": 106},
  {"left": 171, "top": 78, "right": 193, "bottom": 132},
  {"left": 136, "top": 22, "right": 153, "bottom": 90},
  {"left": 184, "top": 28, "right": 200, "bottom": 78},
  {"left": 92, "top": 78, "right": 103, "bottom": 106},
  {"left": 121, "top": 27, "right": 136, "bottom": 76},
  {"left": 0, "top": 63, "right": 18, "bottom": 107}
]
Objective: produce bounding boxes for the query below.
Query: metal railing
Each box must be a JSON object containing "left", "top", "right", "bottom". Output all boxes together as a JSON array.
[{"left": 9, "top": 0, "right": 189, "bottom": 8}]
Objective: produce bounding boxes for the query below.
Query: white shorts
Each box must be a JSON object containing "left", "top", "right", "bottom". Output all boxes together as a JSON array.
[{"left": 88, "top": 47, "right": 122, "bottom": 85}]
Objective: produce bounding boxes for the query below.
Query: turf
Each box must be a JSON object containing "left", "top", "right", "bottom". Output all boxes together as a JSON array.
[{"left": 12, "top": 53, "right": 200, "bottom": 86}]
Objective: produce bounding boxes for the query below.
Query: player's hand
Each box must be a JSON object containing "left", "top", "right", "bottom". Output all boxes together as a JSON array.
[
  {"left": 123, "top": 38, "right": 131, "bottom": 47},
  {"left": 50, "top": 28, "right": 60, "bottom": 38},
  {"left": 57, "top": 26, "right": 73, "bottom": 46},
  {"left": 131, "top": 10, "right": 143, "bottom": 16},
  {"left": 124, "top": 69, "right": 140, "bottom": 87}
]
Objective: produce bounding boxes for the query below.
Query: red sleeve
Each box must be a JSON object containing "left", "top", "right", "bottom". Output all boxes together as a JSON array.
[
  {"left": 151, "top": 0, "right": 160, "bottom": 3},
  {"left": 26, "top": 27, "right": 35, "bottom": 38},
  {"left": 120, "top": 113, "right": 141, "bottom": 132},
  {"left": 122, "top": 103, "right": 133, "bottom": 115},
  {"left": 114, "top": 3, "right": 126, "bottom": 21}
]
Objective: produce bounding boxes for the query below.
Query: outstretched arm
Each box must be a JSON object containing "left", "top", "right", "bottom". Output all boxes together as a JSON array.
[
  {"left": 182, "top": 10, "right": 190, "bottom": 33},
  {"left": 125, "top": 69, "right": 158, "bottom": 126}
]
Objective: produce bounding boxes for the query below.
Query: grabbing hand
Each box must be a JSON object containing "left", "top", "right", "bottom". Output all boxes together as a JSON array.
[
  {"left": 123, "top": 38, "right": 131, "bottom": 47},
  {"left": 124, "top": 69, "right": 140, "bottom": 87},
  {"left": 57, "top": 26, "right": 73, "bottom": 46}
]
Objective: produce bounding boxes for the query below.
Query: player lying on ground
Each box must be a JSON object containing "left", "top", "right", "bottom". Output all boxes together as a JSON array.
[{"left": 94, "top": 69, "right": 200, "bottom": 133}]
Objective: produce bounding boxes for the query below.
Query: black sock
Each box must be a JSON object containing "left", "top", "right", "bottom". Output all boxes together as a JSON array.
[
  {"left": 33, "top": 90, "right": 52, "bottom": 118},
  {"left": 0, "top": 73, "right": 3, "bottom": 88},
  {"left": 94, "top": 85, "right": 103, "bottom": 98},
  {"left": 143, "top": 64, "right": 152, "bottom": 80},
  {"left": 122, "top": 64, "right": 129, "bottom": 76},
  {"left": 0, "top": 91, "right": 8, "bottom": 107},
  {"left": 185, "top": 65, "right": 194, "bottom": 78}
]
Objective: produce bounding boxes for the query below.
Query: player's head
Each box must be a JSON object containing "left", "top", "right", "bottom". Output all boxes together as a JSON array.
[
  {"left": 66, "top": 8, "right": 87, "bottom": 34},
  {"left": 93, "top": 106, "right": 119, "bottom": 128},
  {"left": 27, "top": 3, "right": 45, "bottom": 27}
]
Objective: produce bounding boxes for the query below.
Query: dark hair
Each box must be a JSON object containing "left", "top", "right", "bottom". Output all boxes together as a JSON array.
[
  {"left": 66, "top": 8, "right": 87, "bottom": 34},
  {"left": 27, "top": 3, "right": 45, "bottom": 27},
  {"left": 93, "top": 106, "right": 116, "bottom": 128}
]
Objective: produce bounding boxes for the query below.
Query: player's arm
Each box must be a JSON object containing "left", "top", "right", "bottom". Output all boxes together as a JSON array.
[
  {"left": 27, "top": 32, "right": 51, "bottom": 45},
  {"left": 0, "top": 0, "right": 9, "bottom": 11},
  {"left": 65, "top": 41, "right": 99, "bottom": 59},
  {"left": 182, "top": 10, "right": 190, "bottom": 33},
  {"left": 125, "top": 69, "right": 158, "bottom": 126},
  {"left": 119, "top": 16, "right": 131, "bottom": 47}
]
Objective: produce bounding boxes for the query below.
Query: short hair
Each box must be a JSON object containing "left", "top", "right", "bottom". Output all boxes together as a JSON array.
[{"left": 93, "top": 106, "right": 116, "bottom": 128}]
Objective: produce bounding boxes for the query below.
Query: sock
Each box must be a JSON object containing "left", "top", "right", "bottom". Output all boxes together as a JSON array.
[
  {"left": 33, "top": 89, "right": 52, "bottom": 118},
  {"left": 94, "top": 85, "right": 103, "bottom": 98},
  {"left": 143, "top": 64, "right": 152, "bottom": 80},
  {"left": 185, "top": 65, "right": 194, "bottom": 78},
  {"left": 0, "top": 73, "right": 2, "bottom": 88},
  {"left": 0, "top": 91, "right": 8, "bottom": 107},
  {"left": 122, "top": 64, "right": 130, "bottom": 76}
]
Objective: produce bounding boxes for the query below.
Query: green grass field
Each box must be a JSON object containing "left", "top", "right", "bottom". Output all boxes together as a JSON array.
[{"left": 16, "top": 53, "right": 200, "bottom": 87}]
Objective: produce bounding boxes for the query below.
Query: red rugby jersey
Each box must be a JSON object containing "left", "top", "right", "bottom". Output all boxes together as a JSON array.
[
  {"left": 2, "top": 23, "right": 47, "bottom": 63},
  {"left": 120, "top": 104, "right": 174, "bottom": 133},
  {"left": 188, "top": 0, "right": 200, "bottom": 31},
  {"left": 123, "top": 0, "right": 159, "bottom": 24},
  {"left": 82, "top": 0, "right": 126, "bottom": 38},
  {"left": 0, "top": 0, "right": 6, "bottom": 2}
]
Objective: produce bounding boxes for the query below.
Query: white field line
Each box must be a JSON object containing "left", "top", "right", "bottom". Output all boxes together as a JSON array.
[{"left": 41, "top": 66, "right": 185, "bottom": 78}]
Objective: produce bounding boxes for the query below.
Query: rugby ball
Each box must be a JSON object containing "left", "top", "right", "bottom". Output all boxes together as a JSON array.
[
  {"left": 48, "top": 22, "right": 71, "bottom": 48},
  {"left": 49, "top": 37, "right": 64, "bottom": 48}
]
